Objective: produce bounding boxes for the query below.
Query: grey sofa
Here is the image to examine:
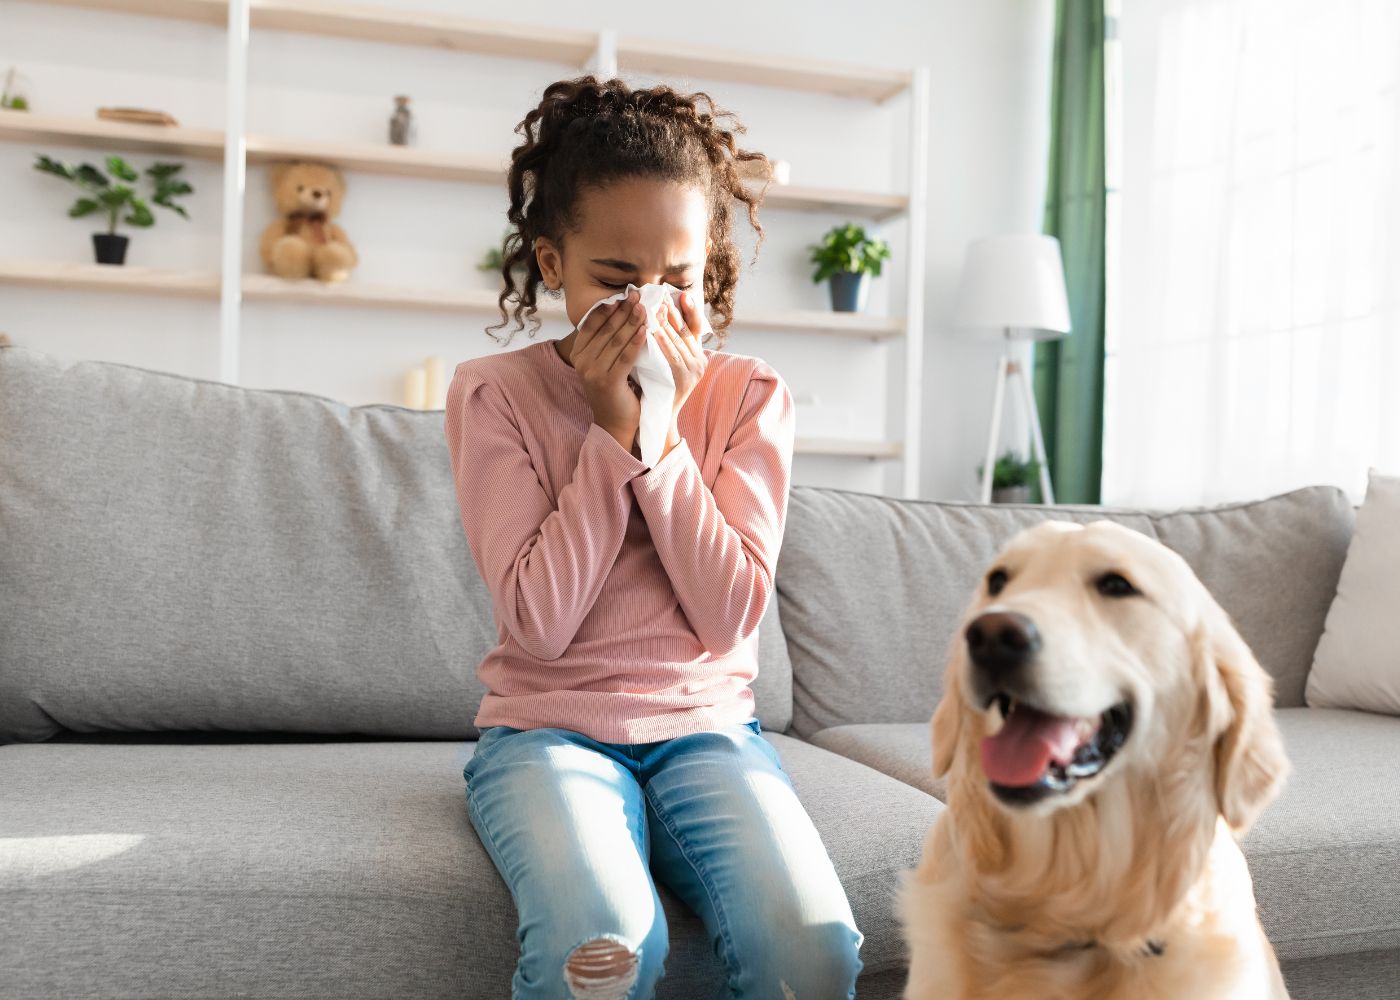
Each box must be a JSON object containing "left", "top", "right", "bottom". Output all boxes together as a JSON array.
[{"left": 0, "top": 343, "right": 1395, "bottom": 1000}]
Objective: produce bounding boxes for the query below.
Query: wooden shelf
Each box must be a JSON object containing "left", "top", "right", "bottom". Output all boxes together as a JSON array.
[
  {"left": 0, "top": 110, "right": 510, "bottom": 184},
  {"left": 240, "top": 273, "right": 498, "bottom": 312},
  {"left": 2, "top": 111, "right": 907, "bottom": 218},
  {"left": 0, "top": 258, "right": 220, "bottom": 298},
  {"left": 36, "top": 0, "right": 228, "bottom": 26},
  {"left": 239, "top": 274, "right": 903, "bottom": 340},
  {"left": 36, "top": 1, "right": 909, "bottom": 99},
  {"left": 0, "top": 109, "right": 224, "bottom": 161},
  {"left": 3, "top": 261, "right": 901, "bottom": 339},
  {"left": 761, "top": 184, "right": 907, "bottom": 220},
  {"left": 244, "top": 135, "right": 506, "bottom": 183},
  {"left": 737, "top": 306, "right": 902, "bottom": 340},
  {"left": 34, "top": 0, "right": 596, "bottom": 65},
  {"left": 796, "top": 437, "right": 902, "bottom": 460},
  {"left": 251, "top": 0, "right": 596, "bottom": 64},
  {"left": 616, "top": 36, "right": 910, "bottom": 103}
]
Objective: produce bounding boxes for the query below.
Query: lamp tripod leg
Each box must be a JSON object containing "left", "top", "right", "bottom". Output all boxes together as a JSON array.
[
  {"left": 1010, "top": 358, "right": 1054, "bottom": 505},
  {"left": 981, "top": 354, "right": 1010, "bottom": 503}
]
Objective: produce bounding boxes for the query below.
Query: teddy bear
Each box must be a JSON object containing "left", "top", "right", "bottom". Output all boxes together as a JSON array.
[{"left": 259, "top": 161, "right": 358, "bottom": 283}]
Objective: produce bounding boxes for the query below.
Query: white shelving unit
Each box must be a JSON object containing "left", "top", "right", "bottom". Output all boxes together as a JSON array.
[{"left": 2, "top": 0, "right": 929, "bottom": 496}]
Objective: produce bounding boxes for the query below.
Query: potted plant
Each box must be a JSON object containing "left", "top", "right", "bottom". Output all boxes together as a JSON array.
[
  {"left": 34, "top": 154, "right": 193, "bottom": 265},
  {"left": 977, "top": 449, "right": 1040, "bottom": 503},
  {"left": 1, "top": 67, "right": 30, "bottom": 110},
  {"left": 808, "top": 222, "right": 891, "bottom": 312},
  {"left": 477, "top": 227, "right": 528, "bottom": 286}
]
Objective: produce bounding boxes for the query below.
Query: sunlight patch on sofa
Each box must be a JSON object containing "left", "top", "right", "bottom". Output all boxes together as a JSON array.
[{"left": 0, "top": 834, "right": 146, "bottom": 876}]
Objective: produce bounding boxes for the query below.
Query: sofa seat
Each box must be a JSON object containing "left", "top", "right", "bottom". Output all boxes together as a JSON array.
[
  {"left": 807, "top": 708, "right": 1400, "bottom": 972},
  {"left": 0, "top": 733, "right": 941, "bottom": 999},
  {"left": 1246, "top": 709, "right": 1400, "bottom": 962},
  {"left": 808, "top": 723, "right": 946, "bottom": 802}
]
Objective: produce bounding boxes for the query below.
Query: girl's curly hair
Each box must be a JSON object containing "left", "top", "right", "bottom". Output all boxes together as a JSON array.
[{"left": 486, "top": 75, "right": 771, "bottom": 350}]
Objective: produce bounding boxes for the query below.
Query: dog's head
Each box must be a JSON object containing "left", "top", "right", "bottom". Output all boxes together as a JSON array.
[{"left": 931, "top": 520, "right": 1289, "bottom": 837}]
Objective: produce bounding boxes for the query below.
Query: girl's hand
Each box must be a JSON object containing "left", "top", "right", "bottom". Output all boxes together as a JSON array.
[
  {"left": 573, "top": 288, "right": 648, "bottom": 452},
  {"left": 654, "top": 291, "right": 709, "bottom": 427}
]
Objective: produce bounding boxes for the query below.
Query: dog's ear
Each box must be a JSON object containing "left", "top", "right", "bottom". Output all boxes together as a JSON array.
[
  {"left": 931, "top": 639, "right": 967, "bottom": 779},
  {"left": 1197, "top": 598, "right": 1290, "bottom": 836}
]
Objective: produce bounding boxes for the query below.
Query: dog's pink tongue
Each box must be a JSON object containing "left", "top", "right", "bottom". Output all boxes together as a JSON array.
[{"left": 981, "top": 705, "right": 1086, "bottom": 788}]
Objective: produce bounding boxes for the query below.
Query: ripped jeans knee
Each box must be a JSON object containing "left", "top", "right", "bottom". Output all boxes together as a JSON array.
[{"left": 563, "top": 934, "right": 642, "bottom": 1000}]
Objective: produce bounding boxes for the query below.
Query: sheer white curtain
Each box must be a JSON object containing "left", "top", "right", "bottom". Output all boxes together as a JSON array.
[{"left": 1106, "top": 0, "right": 1400, "bottom": 507}]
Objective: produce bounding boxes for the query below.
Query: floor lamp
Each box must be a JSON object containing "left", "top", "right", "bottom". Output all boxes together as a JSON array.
[{"left": 953, "top": 235, "right": 1072, "bottom": 504}]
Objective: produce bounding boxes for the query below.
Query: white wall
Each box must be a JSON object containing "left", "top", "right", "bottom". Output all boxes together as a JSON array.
[{"left": 0, "top": 0, "right": 1054, "bottom": 501}]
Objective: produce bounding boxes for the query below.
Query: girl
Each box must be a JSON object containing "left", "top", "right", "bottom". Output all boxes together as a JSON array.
[{"left": 443, "top": 75, "right": 862, "bottom": 1000}]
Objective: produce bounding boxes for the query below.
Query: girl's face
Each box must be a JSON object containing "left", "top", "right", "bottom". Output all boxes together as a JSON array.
[{"left": 535, "top": 177, "right": 711, "bottom": 330}]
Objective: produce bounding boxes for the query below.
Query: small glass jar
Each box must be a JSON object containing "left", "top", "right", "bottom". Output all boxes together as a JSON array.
[{"left": 389, "top": 95, "right": 414, "bottom": 146}]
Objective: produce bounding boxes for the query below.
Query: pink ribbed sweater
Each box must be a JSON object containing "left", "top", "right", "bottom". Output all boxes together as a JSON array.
[{"left": 443, "top": 337, "right": 795, "bottom": 744}]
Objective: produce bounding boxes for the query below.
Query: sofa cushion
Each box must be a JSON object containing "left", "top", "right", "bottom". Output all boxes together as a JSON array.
[
  {"left": 754, "top": 590, "right": 795, "bottom": 732},
  {"left": 1149, "top": 493, "right": 1355, "bottom": 708},
  {"left": 1306, "top": 468, "right": 1400, "bottom": 716},
  {"left": 777, "top": 485, "right": 1354, "bottom": 736},
  {"left": 0, "top": 731, "right": 937, "bottom": 996},
  {"left": 1247, "top": 708, "right": 1400, "bottom": 961},
  {"left": 0, "top": 345, "right": 792, "bottom": 742},
  {"left": 809, "top": 723, "right": 944, "bottom": 801}
]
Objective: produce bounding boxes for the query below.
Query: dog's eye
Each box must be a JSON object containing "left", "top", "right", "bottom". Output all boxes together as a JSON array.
[
  {"left": 987, "top": 569, "right": 1009, "bottom": 596},
  {"left": 1097, "top": 573, "right": 1138, "bottom": 598}
]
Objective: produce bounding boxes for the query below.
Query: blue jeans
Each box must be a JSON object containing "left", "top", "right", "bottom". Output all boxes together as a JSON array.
[{"left": 462, "top": 718, "right": 863, "bottom": 1000}]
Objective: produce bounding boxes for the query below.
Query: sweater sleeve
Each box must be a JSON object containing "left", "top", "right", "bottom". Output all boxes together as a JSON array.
[
  {"left": 630, "top": 360, "right": 795, "bottom": 656},
  {"left": 443, "top": 365, "right": 647, "bottom": 661}
]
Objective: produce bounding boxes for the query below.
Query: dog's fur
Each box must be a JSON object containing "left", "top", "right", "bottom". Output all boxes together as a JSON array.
[{"left": 899, "top": 520, "right": 1291, "bottom": 1000}]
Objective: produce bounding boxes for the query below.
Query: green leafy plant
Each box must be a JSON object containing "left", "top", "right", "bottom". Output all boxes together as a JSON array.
[
  {"left": 477, "top": 245, "right": 504, "bottom": 272},
  {"left": 977, "top": 449, "right": 1040, "bottom": 490},
  {"left": 478, "top": 227, "right": 516, "bottom": 273},
  {"left": 1, "top": 67, "right": 28, "bottom": 110},
  {"left": 808, "top": 222, "right": 891, "bottom": 283},
  {"left": 34, "top": 154, "right": 193, "bottom": 236}
]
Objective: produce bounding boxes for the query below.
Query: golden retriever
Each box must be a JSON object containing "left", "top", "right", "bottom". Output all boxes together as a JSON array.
[{"left": 899, "top": 519, "right": 1291, "bottom": 1000}]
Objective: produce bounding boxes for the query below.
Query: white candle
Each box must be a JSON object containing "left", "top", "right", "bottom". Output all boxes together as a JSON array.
[
  {"left": 424, "top": 356, "right": 446, "bottom": 410},
  {"left": 404, "top": 366, "right": 427, "bottom": 409}
]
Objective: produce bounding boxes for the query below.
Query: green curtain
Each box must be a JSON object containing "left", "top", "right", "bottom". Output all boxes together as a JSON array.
[{"left": 1032, "top": 0, "right": 1106, "bottom": 504}]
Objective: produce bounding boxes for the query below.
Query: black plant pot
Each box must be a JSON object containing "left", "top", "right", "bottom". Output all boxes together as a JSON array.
[
  {"left": 828, "top": 271, "right": 869, "bottom": 312},
  {"left": 92, "top": 233, "right": 129, "bottom": 265}
]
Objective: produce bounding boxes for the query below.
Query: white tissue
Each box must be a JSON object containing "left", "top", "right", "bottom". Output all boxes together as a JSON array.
[{"left": 576, "top": 282, "right": 711, "bottom": 467}]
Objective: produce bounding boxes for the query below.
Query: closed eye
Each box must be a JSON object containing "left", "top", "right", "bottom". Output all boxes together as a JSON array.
[{"left": 597, "top": 279, "right": 695, "bottom": 291}]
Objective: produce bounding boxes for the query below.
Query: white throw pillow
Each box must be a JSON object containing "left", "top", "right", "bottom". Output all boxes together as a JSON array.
[{"left": 1306, "top": 468, "right": 1400, "bottom": 715}]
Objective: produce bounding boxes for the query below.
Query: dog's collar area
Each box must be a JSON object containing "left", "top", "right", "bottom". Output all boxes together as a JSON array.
[
  {"left": 999, "top": 921, "right": 1167, "bottom": 961},
  {"left": 1047, "top": 937, "right": 1167, "bottom": 959},
  {"left": 1058, "top": 939, "right": 1097, "bottom": 953}
]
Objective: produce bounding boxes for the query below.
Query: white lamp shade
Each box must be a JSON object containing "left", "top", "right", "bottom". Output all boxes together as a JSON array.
[{"left": 953, "top": 234, "right": 1072, "bottom": 341}]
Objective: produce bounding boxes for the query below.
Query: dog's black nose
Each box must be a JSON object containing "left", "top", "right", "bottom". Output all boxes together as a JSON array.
[{"left": 966, "top": 611, "right": 1041, "bottom": 678}]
